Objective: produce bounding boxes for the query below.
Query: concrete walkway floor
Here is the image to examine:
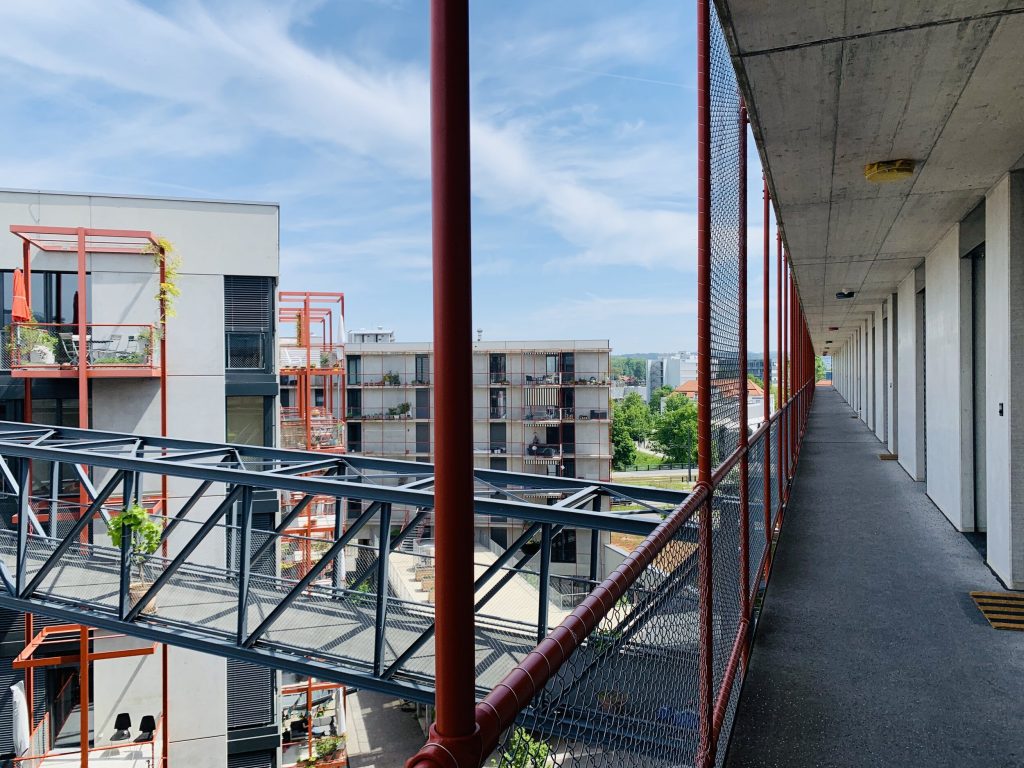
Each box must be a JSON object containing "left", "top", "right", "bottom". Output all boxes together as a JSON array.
[{"left": 725, "top": 388, "right": 1024, "bottom": 768}]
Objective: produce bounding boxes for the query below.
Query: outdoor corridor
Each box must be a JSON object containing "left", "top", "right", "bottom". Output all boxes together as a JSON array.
[{"left": 725, "top": 388, "right": 1024, "bottom": 768}]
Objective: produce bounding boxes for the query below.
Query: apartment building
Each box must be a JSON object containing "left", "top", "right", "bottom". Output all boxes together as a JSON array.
[
  {"left": 345, "top": 339, "right": 611, "bottom": 481},
  {"left": 342, "top": 338, "right": 611, "bottom": 578},
  {"left": 0, "top": 189, "right": 280, "bottom": 768}
]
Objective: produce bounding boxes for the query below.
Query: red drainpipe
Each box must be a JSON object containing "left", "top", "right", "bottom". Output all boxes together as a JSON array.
[
  {"left": 695, "top": 0, "right": 715, "bottom": 765},
  {"left": 406, "top": 1, "right": 481, "bottom": 766}
]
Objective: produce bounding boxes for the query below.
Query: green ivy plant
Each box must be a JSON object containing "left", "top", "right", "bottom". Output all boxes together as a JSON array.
[
  {"left": 145, "top": 237, "right": 182, "bottom": 325},
  {"left": 107, "top": 504, "right": 162, "bottom": 582}
]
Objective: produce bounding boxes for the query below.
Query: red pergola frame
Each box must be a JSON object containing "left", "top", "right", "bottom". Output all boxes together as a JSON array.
[
  {"left": 13, "top": 624, "right": 157, "bottom": 670},
  {"left": 12, "top": 224, "right": 172, "bottom": 768}
]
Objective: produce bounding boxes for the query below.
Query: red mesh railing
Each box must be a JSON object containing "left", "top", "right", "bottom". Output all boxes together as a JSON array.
[{"left": 407, "top": 2, "right": 818, "bottom": 766}]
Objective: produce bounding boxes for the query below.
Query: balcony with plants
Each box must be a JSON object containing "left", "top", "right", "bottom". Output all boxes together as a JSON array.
[{"left": 8, "top": 322, "right": 161, "bottom": 378}]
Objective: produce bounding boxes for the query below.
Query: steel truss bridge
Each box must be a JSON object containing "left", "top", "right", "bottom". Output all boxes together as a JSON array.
[{"left": 0, "top": 420, "right": 691, "bottom": 703}]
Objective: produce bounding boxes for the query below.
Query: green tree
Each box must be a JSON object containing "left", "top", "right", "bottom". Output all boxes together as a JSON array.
[
  {"left": 498, "top": 728, "right": 552, "bottom": 768},
  {"left": 617, "top": 392, "right": 653, "bottom": 442},
  {"left": 648, "top": 385, "right": 673, "bottom": 415},
  {"left": 815, "top": 355, "right": 826, "bottom": 382},
  {"left": 652, "top": 394, "right": 698, "bottom": 464},
  {"left": 611, "top": 411, "right": 638, "bottom": 470}
]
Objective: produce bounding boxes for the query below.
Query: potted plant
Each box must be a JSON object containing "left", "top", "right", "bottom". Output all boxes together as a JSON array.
[
  {"left": 596, "top": 689, "right": 628, "bottom": 714},
  {"left": 12, "top": 322, "right": 57, "bottom": 365},
  {"left": 297, "top": 735, "right": 346, "bottom": 767},
  {"left": 396, "top": 402, "right": 411, "bottom": 418},
  {"left": 520, "top": 539, "right": 540, "bottom": 557},
  {"left": 107, "top": 504, "right": 163, "bottom": 614}
]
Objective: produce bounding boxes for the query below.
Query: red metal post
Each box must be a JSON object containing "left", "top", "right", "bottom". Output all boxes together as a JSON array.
[
  {"left": 22, "top": 241, "right": 32, "bottom": 424},
  {"left": 762, "top": 179, "right": 772, "bottom": 577},
  {"left": 695, "top": 0, "right": 715, "bottom": 764},
  {"left": 76, "top": 229, "right": 88, "bottom": 429},
  {"left": 79, "top": 626, "right": 88, "bottom": 768},
  {"left": 775, "top": 231, "right": 783, "bottom": 512},
  {"left": 737, "top": 101, "right": 750, "bottom": 628},
  {"left": 408, "top": 1, "right": 480, "bottom": 765}
]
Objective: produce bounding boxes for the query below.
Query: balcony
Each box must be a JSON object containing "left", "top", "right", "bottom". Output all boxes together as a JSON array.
[
  {"left": 7, "top": 323, "right": 160, "bottom": 378},
  {"left": 279, "top": 342, "right": 345, "bottom": 373}
]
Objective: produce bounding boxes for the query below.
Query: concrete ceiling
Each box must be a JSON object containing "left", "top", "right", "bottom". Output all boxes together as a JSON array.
[{"left": 717, "top": 1, "right": 1024, "bottom": 352}]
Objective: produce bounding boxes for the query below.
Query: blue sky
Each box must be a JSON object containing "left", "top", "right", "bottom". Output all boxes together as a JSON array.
[{"left": 0, "top": 0, "right": 774, "bottom": 354}]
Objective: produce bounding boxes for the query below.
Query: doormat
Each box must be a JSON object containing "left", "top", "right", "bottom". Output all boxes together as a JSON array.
[
  {"left": 971, "top": 591, "right": 1024, "bottom": 630},
  {"left": 879, "top": 453, "right": 898, "bottom": 461}
]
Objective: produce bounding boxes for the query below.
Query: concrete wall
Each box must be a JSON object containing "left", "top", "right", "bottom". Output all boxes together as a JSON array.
[
  {"left": 896, "top": 272, "right": 923, "bottom": 480},
  {"left": 984, "top": 173, "right": 1024, "bottom": 588},
  {"left": 924, "top": 226, "right": 974, "bottom": 530}
]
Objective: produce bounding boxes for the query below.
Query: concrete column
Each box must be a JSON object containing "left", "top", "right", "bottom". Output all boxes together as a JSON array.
[
  {"left": 897, "top": 272, "right": 922, "bottom": 480},
  {"left": 925, "top": 225, "right": 974, "bottom": 531},
  {"left": 984, "top": 171, "right": 1024, "bottom": 588}
]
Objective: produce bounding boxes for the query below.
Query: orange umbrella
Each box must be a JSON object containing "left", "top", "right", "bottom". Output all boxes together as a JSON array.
[{"left": 11, "top": 269, "right": 30, "bottom": 323}]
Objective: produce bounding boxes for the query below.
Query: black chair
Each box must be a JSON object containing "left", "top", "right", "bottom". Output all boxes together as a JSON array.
[
  {"left": 135, "top": 715, "right": 156, "bottom": 742},
  {"left": 111, "top": 713, "right": 131, "bottom": 741}
]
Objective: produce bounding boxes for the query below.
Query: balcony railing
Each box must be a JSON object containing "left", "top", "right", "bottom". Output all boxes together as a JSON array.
[
  {"left": 279, "top": 343, "right": 345, "bottom": 372},
  {"left": 8, "top": 322, "right": 159, "bottom": 373},
  {"left": 481, "top": 372, "right": 611, "bottom": 387}
]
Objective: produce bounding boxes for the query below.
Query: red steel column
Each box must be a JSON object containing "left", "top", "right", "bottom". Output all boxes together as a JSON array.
[
  {"left": 413, "top": 0, "right": 481, "bottom": 765},
  {"left": 696, "top": 0, "right": 715, "bottom": 765},
  {"left": 775, "top": 232, "right": 783, "bottom": 511},
  {"left": 79, "top": 626, "right": 89, "bottom": 768},
  {"left": 737, "top": 101, "right": 750, "bottom": 627},
  {"left": 77, "top": 229, "right": 88, "bottom": 429},
  {"left": 762, "top": 178, "right": 772, "bottom": 577}
]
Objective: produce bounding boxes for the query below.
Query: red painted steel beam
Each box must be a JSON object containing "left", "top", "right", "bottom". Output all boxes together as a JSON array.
[
  {"left": 407, "top": 1, "right": 480, "bottom": 766},
  {"left": 695, "top": 0, "right": 714, "bottom": 765},
  {"left": 737, "top": 101, "right": 750, "bottom": 628}
]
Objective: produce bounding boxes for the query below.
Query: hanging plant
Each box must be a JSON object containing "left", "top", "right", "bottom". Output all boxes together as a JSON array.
[{"left": 145, "top": 237, "right": 182, "bottom": 327}]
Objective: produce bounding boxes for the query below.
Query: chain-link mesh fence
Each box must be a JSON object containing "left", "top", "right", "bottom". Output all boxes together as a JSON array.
[
  {"left": 708, "top": 0, "right": 742, "bottom": 469},
  {"left": 488, "top": 509, "right": 703, "bottom": 767}
]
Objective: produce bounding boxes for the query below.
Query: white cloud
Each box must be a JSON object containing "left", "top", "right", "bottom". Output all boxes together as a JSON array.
[{"left": 0, "top": 0, "right": 693, "bottom": 272}]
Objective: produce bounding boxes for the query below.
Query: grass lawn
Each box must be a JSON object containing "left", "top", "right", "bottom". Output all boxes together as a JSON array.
[{"left": 633, "top": 449, "right": 668, "bottom": 467}]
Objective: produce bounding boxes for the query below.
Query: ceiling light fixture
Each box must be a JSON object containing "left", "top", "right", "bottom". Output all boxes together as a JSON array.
[
  {"left": 829, "top": 326, "right": 840, "bottom": 331},
  {"left": 864, "top": 159, "right": 915, "bottom": 183},
  {"left": 836, "top": 290, "right": 855, "bottom": 300}
]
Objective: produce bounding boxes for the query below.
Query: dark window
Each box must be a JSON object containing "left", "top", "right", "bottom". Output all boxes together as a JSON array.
[
  {"left": 560, "top": 352, "right": 575, "bottom": 378},
  {"left": 490, "top": 388, "right": 506, "bottom": 419},
  {"left": 490, "top": 456, "right": 507, "bottom": 471},
  {"left": 348, "top": 422, "right": 362, "bottom": 452},
  {"left": 415, "top": 422, "right": 430, "bottom": 454},
  {"left": 489, "top": 422, "right": 506, "bottom": 452},
  {"left": 348, "top": 388, "right": 361, "bottom": 418},
  {"left": 415, "top": 388, "right": 430, "bottom": 419},
  {"left": 489, "top": 353, "right": 506, "bottom": 384},
  {"left": 415, "top": 354, "right": 429, "bottom": 383},
  {"left": 227, "top": 396, "right": 271, "bottom": 447},
  {"left": 347, "top": 355, "right": 361, "bottom": 384},
  {"left": 224, "top": 276, "right": 274, "bottom": 371},
  {"left": 551, "top": 529, "right": 577, "bottom": 563}
]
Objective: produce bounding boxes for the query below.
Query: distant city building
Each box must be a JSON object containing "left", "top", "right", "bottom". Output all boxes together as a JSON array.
[
  {"left": 348, "top": 326, "right": 395, "bottom": 343},
  {"left": 611, "top": 384, "right": 648, "bottom": 402}
]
